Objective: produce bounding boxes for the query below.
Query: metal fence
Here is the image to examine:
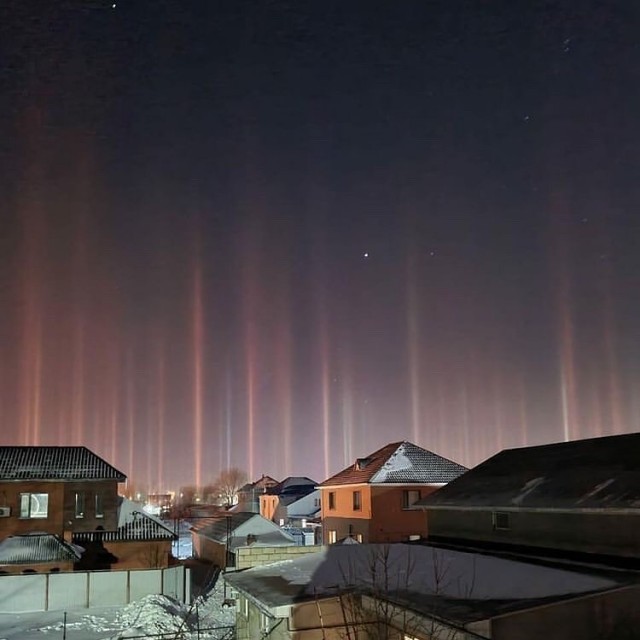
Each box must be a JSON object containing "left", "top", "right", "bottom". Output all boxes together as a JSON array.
[{"left": 0, "top": 565, "right": 190, "bottom": 613}]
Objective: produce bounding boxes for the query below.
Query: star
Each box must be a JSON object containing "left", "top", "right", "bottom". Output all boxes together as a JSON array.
[{"left": 363, "top": 252, "right": 369, "bottom": 259}]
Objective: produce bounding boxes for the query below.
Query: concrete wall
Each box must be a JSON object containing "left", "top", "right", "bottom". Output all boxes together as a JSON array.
[
  {"left": 428, "top": 508, "right": 640, "bottom": 558},
  {"left": 0, "top": 560, "right": 75, "bottom": 575},
  {"left": 235, "top": 544, "right": 322, "bottom": 569},
  {"left": 0, "top": 565, "right": 190, "bottom": 613}
]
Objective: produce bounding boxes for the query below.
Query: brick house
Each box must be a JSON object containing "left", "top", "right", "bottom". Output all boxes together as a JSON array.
[
  {"left": 0, "top": 446, "right": 126, "bottom": 542},
  {"left": 259, "top": 476, "right": 319, "bottom": 526},
  {"left": 417, "top": 432, "right": 640, "bottom": 563},
  {"left": 319, "top": 441, "right": 466, "bottom": 544},
  {"left": 0, "top": 446, "right": 176, "bottom": 571}
]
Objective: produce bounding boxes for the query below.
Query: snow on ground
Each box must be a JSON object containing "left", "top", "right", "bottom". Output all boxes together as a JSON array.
[
  {"left": 0, "top": 582, "right": 235, "bottom": 640},
  {"left": 172, "top": 521, "right": 194, "bottom": 559}
]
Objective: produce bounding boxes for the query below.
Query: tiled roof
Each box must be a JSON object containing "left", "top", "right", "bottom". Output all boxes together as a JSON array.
[
  {"left": 418, "top": 432, "right": 640, "bottom": 511},
  {"left": 0, "top": 447, "right": 126, "bottom": 482},
  {"left": 73, "top": 498, "right": 176, "bottom": 543},
  {"left": 190, "top": 512, "right": 256, "bottom": 542},
  {"left": 0, "top": 534, "right": 82, "bottom": 565},
  {"left": 319, "top": 441, "right": 467, "bottom": 486}
]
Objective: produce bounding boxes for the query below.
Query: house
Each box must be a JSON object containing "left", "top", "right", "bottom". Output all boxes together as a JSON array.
[
  {"left": 259, "top": 476, "right": 320, "bottom": 527},
  {"left": 319, "top": 441, "right": 466, "bottom": 544},
  {"left": 236, "top": 475, "right": 279, "bottom": 513},
  {"left": 416, "top": 432, "right": 640, "bottom": 563},
  {"left": 190, "top": 511, "right": 296, "bottom": 568},
  {"left": 0, "top": 446, "right": 126, "bottom": 541},
  {"left": 225, "top": 543, "right": 640, "bottom": 640},
  {"left": 72, "top": 497, "right": 176, "bottom": 570},
  {"left": 0, "top": 533, "right": 82, "bottom": 575}
]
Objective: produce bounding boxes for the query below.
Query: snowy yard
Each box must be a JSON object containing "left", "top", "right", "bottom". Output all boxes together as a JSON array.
[{"left": 0, "top": 581, "right": 235, "bottom": 640}]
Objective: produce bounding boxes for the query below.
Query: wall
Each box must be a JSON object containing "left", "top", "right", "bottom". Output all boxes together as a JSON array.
[
  {"left": 427, "top": 509, "right": 640, "bottom": 558},
  {"left": 321, "top": 485, "right": 372, "bottom": 521},
  {"left": 0, "top": 481, "right": 65, "bottom": 538},
  {"left": 192, "top": 533, "right": 227, "bottom": 567},
  {"left": 491, "top": 585, "right": 640, "bottom": 640},
  {"left": 0, "top": 480, "right": 120, "bottom": 540},
  {"left": 0, "top": 565, "right": 190, "bottom": 613},
  {"left": 369, "top": 486, "right": 435, "bottom": 543},
  {"left": 235, "top": 544, "right": 322, "bottom": 569},
  {"left": 105, "top": 540, "right": 173, "bottom": 570},
  {"left": 322, "top": 516, "right": 370, "bottom": 544},
  {"left": 0, "top": 560, "right": 75, "bottom": 575}
]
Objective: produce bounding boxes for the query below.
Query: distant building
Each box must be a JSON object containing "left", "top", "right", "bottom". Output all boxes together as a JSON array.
[
  {"left": 417, "top": 432, "right": 640, "bottom": 563},
  {"left": 259, "top": 476, "right": 319, "bottom": 527},
  {"left": 236, "top": 475, "right": 279, "bottom": 513},
  {"left": 319, "top": 441, "right": 466, "bottom": 544},
  {"left": 190, "top": 511, "right": 296, "bottom": 568}
]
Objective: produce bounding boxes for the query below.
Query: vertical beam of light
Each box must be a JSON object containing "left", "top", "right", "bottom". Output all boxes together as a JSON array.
[
  {"left": 601, "top": 286, "right": 622, "bottom": 436},
  {"left": 557, "top": 272, "right": 576, "bottom": 442},
  {"left": 17, "top": 108, "right": 46, "bottom": 446},
  {"left": 406, "top": 260, "right": 422, "bottom": 445},
  {"left": 125, "top": 350, "right": 135, "bottom": 483},
  {"left": 275, "top": 318, "right": 293, "bottom": 477},
  {"left": 517, "top": 374, "right": 529, "bottom": 447},
  {"left": 225, "top": 370, "right": 232, "bottom": 470},
  {"left": 319, "top": 316, "right": 331, "bottom": 480},
  {"left": 155, "top": 331, "right": 166, "bottom": 493},
  {"left": 191, "top": 256, "right": 204, "bottom": 490},
  {"left": 245, "top": 344, "right": 256, "bottom": 480},
  {"left": 340, "top": 356, "right": 354, "bottom": 468}
]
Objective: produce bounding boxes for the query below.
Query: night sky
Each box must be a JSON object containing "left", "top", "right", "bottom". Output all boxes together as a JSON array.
[{"left": 1, "top": 1, "right": 639, "bottom": 492}]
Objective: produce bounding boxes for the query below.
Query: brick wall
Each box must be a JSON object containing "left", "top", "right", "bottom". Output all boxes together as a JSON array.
[{"left": 236, "top": 544, "right": 323, "bottom": 569}]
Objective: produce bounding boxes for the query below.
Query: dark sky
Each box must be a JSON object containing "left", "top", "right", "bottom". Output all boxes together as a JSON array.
[{"left": 1, "top": 1, "right": 639, "bottom": 491}]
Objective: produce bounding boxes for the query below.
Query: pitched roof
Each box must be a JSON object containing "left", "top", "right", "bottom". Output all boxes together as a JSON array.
[
  {"left": 265, "top": 477, "right": 317, "bottom": 496},
  {"left": 73, "top": 498, "right": 176, "bottom": 543},
  {"left": 418, "top": 432, "right": 640, "bottom": 511},
  {"left": 225, "top": 543, "right": 621, "bottom": 624},
  {"left": 0, "top": 534, "right": 82, "bottom": 565},
  {"left": 0, "top": 446, "right": 126, "bottom": 482},
  {"left": 319, "top": 441, "right": 467, "bottom": 486},
  {"left": 190, "top": 511, "right": 295, "bottom": 549}
]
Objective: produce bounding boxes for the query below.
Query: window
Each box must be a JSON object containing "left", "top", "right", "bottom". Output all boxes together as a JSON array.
[
  {"left": 95, "top": 493, "right": 104, "bottom": 518},
  {"left": 402, "top": 489, "right": 421, "bottom": 509},
  {"left": 355, "top": 533, "right": 363, "bottom": 543},
  {"left": 314, "top": 497, "right": 321, "bottom": 507},
  {"left": 328, "top": 530, "right": 337, "bottom": 544},
  {"left": 328, "top": 491, "right": 336, "bottom": 510},
  {"left": 352, "top": 490, "right": 362, "bottom": 511},
  {"left": 493, "top": 511, "right": 510, "bottom": 531},
  {"left": 75, "top": 492, "right": 85, "bottom": 518},
  {"left": 20, "top": 493, "right": 49, "bottom": 519}
]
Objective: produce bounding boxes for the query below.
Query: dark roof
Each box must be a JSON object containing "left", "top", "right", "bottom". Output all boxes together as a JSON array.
[
  {"left": 0, "top": 534, "right": 82, "bottom": 565},
  {"left": 320, "top": 441, "right": 467, "bottom": 486},
  {"left": 190, "top": 511, "right": 256, "bottom": 542},
  {"left": 265, "top": 477, "right": 317, "bottom": 497},
  {"left": 418, "top": 432, "right": 640, "bottom": 511},
  {"left": 73, "top": 498, "right": 176, "bottom": 543},
  {"left": 0, "top": 447, "right": 126, "bottom": 482},
  {"left": 225, "top": 543, "right": 622, "bottom": 625}
]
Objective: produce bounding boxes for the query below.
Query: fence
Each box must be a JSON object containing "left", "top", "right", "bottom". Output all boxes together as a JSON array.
[{"left": 0, "top": 565, "right": 190, "bottom": 613}]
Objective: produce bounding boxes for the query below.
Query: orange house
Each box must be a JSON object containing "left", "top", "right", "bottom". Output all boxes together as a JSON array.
[{"left": 319, "top": 441, "right": 466, "bottom": 544}]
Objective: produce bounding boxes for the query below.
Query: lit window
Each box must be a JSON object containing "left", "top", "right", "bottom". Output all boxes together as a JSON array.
[
  {"left": 402, "top": 489, "right": 421, "bottom": 509},
  {"left": 279, "top": 518, "right": 285, "bottom": 526},
  {"left": 20, "top": 493, "right": 49, "bottom": 519},
  {"left": 355, "top": 533, "right": 363, "bottom": 543},
  {"left": 353, "top": 491, "right": 361, "bottom": 511},
  {"left": 328, "top": 530, "right": 337, "bottom": 544},
  {"left": 493, "top": 512, "right": 510, "bottom": 530},
  {"left": 95, "top": 493, "right": 104, "bottom": 518},
  {"left": 75, "top": 492, "right": 85, "bottom": 518},
  {"left": 328, "top": 492, "right": 336, "bottom": 510}
]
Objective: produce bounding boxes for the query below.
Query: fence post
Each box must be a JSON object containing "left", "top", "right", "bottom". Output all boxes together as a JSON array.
[{"left": 62, "top": 611, "right": 67, "bottom": 640}]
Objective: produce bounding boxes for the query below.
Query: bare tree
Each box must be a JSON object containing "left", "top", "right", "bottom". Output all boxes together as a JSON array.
[
  {"left": 333, "top": 545, "right": 473, "bottom": 640},
  {"left": 213, "top": 468, "right": 247, "bottom": 507}
]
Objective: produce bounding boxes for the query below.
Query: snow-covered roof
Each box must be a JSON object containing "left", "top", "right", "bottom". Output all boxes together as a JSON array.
[
  {"left": 0, "top": 446, "right": 126, "bottom": 482},
  {"left": 418, "top": 432, "right": 640, "bottom": 510},
  {"left": 225, "top": 543, "right": 621, "bottom": 624},
  {"left": 320, "top": 441, "right": 467, "bottom": 486},
  {"left": 0, "top": 534, "right": 82, "bottom": 565},
  {"left": 73, "top": 498, "right": 176, "bottom": 543},
  {"left": 191, "top": 511, "right": 295, "bottom": 547}
]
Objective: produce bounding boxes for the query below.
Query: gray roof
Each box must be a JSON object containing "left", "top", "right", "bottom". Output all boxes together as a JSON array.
[
  {"left": 225, "top": 543, "right": 623, "bottom": 625},
  {"left": 320, "top": 441, "right": 467, "bottom": 486},
  {"left": 0, "top": 447, "right": 126, "bottom": 482},
  {"left": 191, "top": 512, "right": 256, "bottom": 542},
  {"left": 418, "top": 432, "right": 640, "bottom": 511},
  {"left": 0, "top": 534, "right": 82, "bottom": 565}
]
